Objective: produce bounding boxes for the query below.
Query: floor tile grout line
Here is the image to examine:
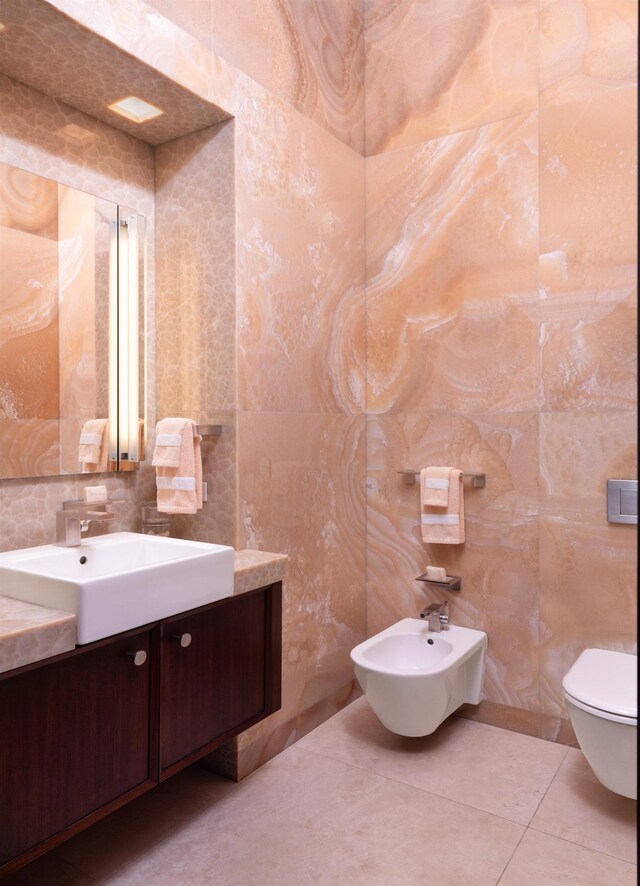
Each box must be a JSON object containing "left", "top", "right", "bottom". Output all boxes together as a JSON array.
[
  {"left": 522, "top": 743, "right": 571, "bottom": 826},
  {"left": 526, "top": 820, "right": 639, "bottom": 867},
  {"left": 296, "top": 741, "right": 538, "bottom": 830},
  {"left": 494, "top": 826, "right": 529, "bottom": 885}
]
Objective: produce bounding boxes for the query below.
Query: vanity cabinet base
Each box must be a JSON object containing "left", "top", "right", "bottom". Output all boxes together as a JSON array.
[{"left": 0, "top": 582, "right": 282, "bottom": 878}]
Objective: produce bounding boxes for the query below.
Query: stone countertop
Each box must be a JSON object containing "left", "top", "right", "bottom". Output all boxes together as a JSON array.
[
  {"left": 0, "top": 549, "right": 288, "bottom": 676},
  {"left": 0, "top": 597, "right": 76, "bottom": 675},
  {"left": 233, "top": 549, "right": 288, "bottom": 596}
]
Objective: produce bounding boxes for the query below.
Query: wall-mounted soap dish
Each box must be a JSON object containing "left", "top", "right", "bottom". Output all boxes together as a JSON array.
[{"left": 415, "top": 572, "right": 461, "bottom": 591}]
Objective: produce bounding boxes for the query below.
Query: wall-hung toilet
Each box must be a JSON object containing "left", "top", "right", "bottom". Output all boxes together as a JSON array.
[
  {"left": 563, "top": 649, "right": 637, "bottom": 800},
  {"left": 350, "top": 618, "right": 487, "bottom": 737}
]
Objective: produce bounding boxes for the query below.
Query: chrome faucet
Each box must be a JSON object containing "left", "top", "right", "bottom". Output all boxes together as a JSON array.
[
  {"left": 419, "top": 601, "right": 449, "bottom": 632},
  {"left": 55, "top": 505, "right": 115, "bottom": 547}
]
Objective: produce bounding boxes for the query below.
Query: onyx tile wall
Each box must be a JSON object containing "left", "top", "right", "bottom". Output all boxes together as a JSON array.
[
  {"left": 364, "top": 0, "right": 637, "bottom": 740},
  {"left": 537, "top": 0, "right": 638, "bottom": 728},
  {"left": 231, "top": 72, "right": 366, "bottom": 774},
  {"left": 2, "top": 0, "right": 634, "bottom": 780}
]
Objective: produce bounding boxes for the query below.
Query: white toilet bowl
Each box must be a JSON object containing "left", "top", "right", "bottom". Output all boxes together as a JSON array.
[
  {"left": 350, "top": 619, "right": 487, "bottom": 737},
  {"left": 563, "top": 648, "right": 637, "bottom": 800}
]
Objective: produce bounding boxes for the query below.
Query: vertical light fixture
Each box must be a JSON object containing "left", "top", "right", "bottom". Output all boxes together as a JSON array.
[
  {"left": 108, "top": 218, "right": 119, "bottom": 461},
  {"left": 124, "top": 212, "right": 140, "bottom": 462},
  {"left": 108, "top": 209, "right": 140, "bottom": 464}
]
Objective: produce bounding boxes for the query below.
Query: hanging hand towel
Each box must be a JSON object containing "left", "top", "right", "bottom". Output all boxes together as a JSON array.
[
  {"left": 421, "top": 466, "right": 452, "bottom": 508},
  {"left": 421, "top": 467, "right": 465, "bottom": 544},
  {"left": 152, "top": 417, "right": 188, "bottom": 467},
  {"left": 78, "top": 419, "right": 109, "bottom": 473},
  {"left": 155, "top": 418, "right": 203, "bottom": 515}
]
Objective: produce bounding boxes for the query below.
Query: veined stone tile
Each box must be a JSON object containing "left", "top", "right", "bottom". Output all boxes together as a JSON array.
[
  {"left": 364, "top": 0, "right": 538, "bottom": 155},
  {"left": 539, "top": 83, "right": 637, "bottom": 411},
  {"left": 540, "top": 0, "right": 638, "bottom": 101},
  {"left": 237, "top": 411, "right": 366, "bottom": 739},
  {"left": 366, "top": 112, "right": 539, "bottom": 415},
  {"left": 539, "top": 513, "right": 637, "bottom": 717},
  {"left": 540, "top": 412, "right": 638, "bottom": 515},
  {"left": 236, "top": 94, "right": 365, "bottom": 414}
]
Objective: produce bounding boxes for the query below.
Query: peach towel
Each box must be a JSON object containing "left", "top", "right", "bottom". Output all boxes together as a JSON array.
[
  {"left": 152, "top": 417, "right": 188, "bottom": 467},
  {"left": 154, "top": 419, "right": 203, "bottom": 515},
  {"left": 421, "top": 466, "right": 451, "bottom": 507},
  {"left": 421, "top": 468, "right": 465, "bottom": 544},
  {"left": 78, "top": 419, "right": 109, "bottom": 472}
]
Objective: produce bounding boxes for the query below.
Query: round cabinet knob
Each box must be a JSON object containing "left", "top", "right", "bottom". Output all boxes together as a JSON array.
[
  {"left": 127, "top": 650, "right": 147, "bottom": 667},
  {"left": 172, "top": 632, "right": 192, "bottom": 648}
]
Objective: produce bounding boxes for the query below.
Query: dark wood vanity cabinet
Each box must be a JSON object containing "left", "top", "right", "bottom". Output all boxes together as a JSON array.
[
  {"left": 160, "top": 587, "right": 277, "bottom": 776},
  {"left": 0, "top": 626, "right": 156, "bottom": 868},
  {"left": 0, "top": 582, "right": 282, "bottom": 877}
]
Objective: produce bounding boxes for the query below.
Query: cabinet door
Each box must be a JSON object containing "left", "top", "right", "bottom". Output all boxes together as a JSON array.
[
  {"left": 0, "top": 628, "right": 155, "bottom": 866},
  {"left": 160, "top": 590, "right": 267, "bottom": 775}
]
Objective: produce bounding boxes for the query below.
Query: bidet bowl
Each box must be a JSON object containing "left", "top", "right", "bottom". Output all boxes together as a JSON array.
[
  {"left": 360, "top": 633, "right": 454, "bottom": 670},
  {"left": 351, "top": 618, "right": 488, "bottom": 737},
  {"left": 0, "top": 531, "right": 234, "bottom": 644},
  {"left": 351, "top": 619, "right": 486, "bottom": 675}
]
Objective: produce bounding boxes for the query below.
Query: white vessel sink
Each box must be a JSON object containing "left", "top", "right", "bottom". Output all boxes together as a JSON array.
[{"left": 0, "top": 531, "right": 235, "bottom": 644}]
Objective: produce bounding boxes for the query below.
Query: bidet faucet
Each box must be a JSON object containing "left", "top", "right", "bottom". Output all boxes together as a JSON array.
[
  {"left": 55, "top": 504, "right": 115, "bottom": 547},
  {"left": 419, "top": 601, "right": 449, "bottom": 632}
]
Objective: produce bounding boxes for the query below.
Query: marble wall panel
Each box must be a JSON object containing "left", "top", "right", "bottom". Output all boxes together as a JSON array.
[
  {"left": 539, "top": 515, "right": 637, "bottom": 717},
  {"left": 539, "top": 411, "right": 638, "bottom": 518},
  {"left": 236, "top": 410, "right": 366, "bottom": 739},
  {"left": 366, "top": 112, "right": 539, "bottom": 416},
  {"left": 539, "top": 82, "right": 637, "bottom": 412},
  {"left": 143, "top": 0, "right": 212, "bottom": 50},
  {"left": 145, "top": 0, "right": 365, "bottom": 153},
  {"left": 540, "top": 0, "right": 638, "bottom": 98},
  {"left": 539, "top": 411, "right": 637, "bottom": 717},
  {"left": 236, "top": 92, "right": 365, "bottom": 414},
  {"left": 0, "top": 73, "right": 156, "bottom": 551},
  {"left": 367, "top": 413, "right": 540, "bottom": 712},
  {"left": 364, "top": 0, "right": 538, "bottom": 156}
]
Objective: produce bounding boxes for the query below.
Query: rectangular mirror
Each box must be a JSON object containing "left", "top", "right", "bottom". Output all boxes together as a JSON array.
[{"left": 0, "top": 161, "right": 145, "bottom": 479}]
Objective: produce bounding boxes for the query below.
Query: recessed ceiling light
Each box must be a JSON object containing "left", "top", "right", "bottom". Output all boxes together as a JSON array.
[{"left": 107, "top": 96, "right": 164, "bottom": 124}]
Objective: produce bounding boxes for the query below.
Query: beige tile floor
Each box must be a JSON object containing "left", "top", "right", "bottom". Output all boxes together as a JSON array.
[{"left": 5, "top": 698, "right": 637, "bottom": 885}]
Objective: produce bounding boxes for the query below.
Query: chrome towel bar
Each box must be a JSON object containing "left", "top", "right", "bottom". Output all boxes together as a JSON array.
[{"left": 397, "top": 470, "right": 485, "bottom": 488}]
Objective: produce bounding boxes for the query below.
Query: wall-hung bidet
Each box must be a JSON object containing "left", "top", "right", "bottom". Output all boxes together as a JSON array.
[
  {"left": 350, "top": 613, "right": 487, "bottom": 737},
  {"left": 563, "top": 648, "right": 637, "bottom": 799}
]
